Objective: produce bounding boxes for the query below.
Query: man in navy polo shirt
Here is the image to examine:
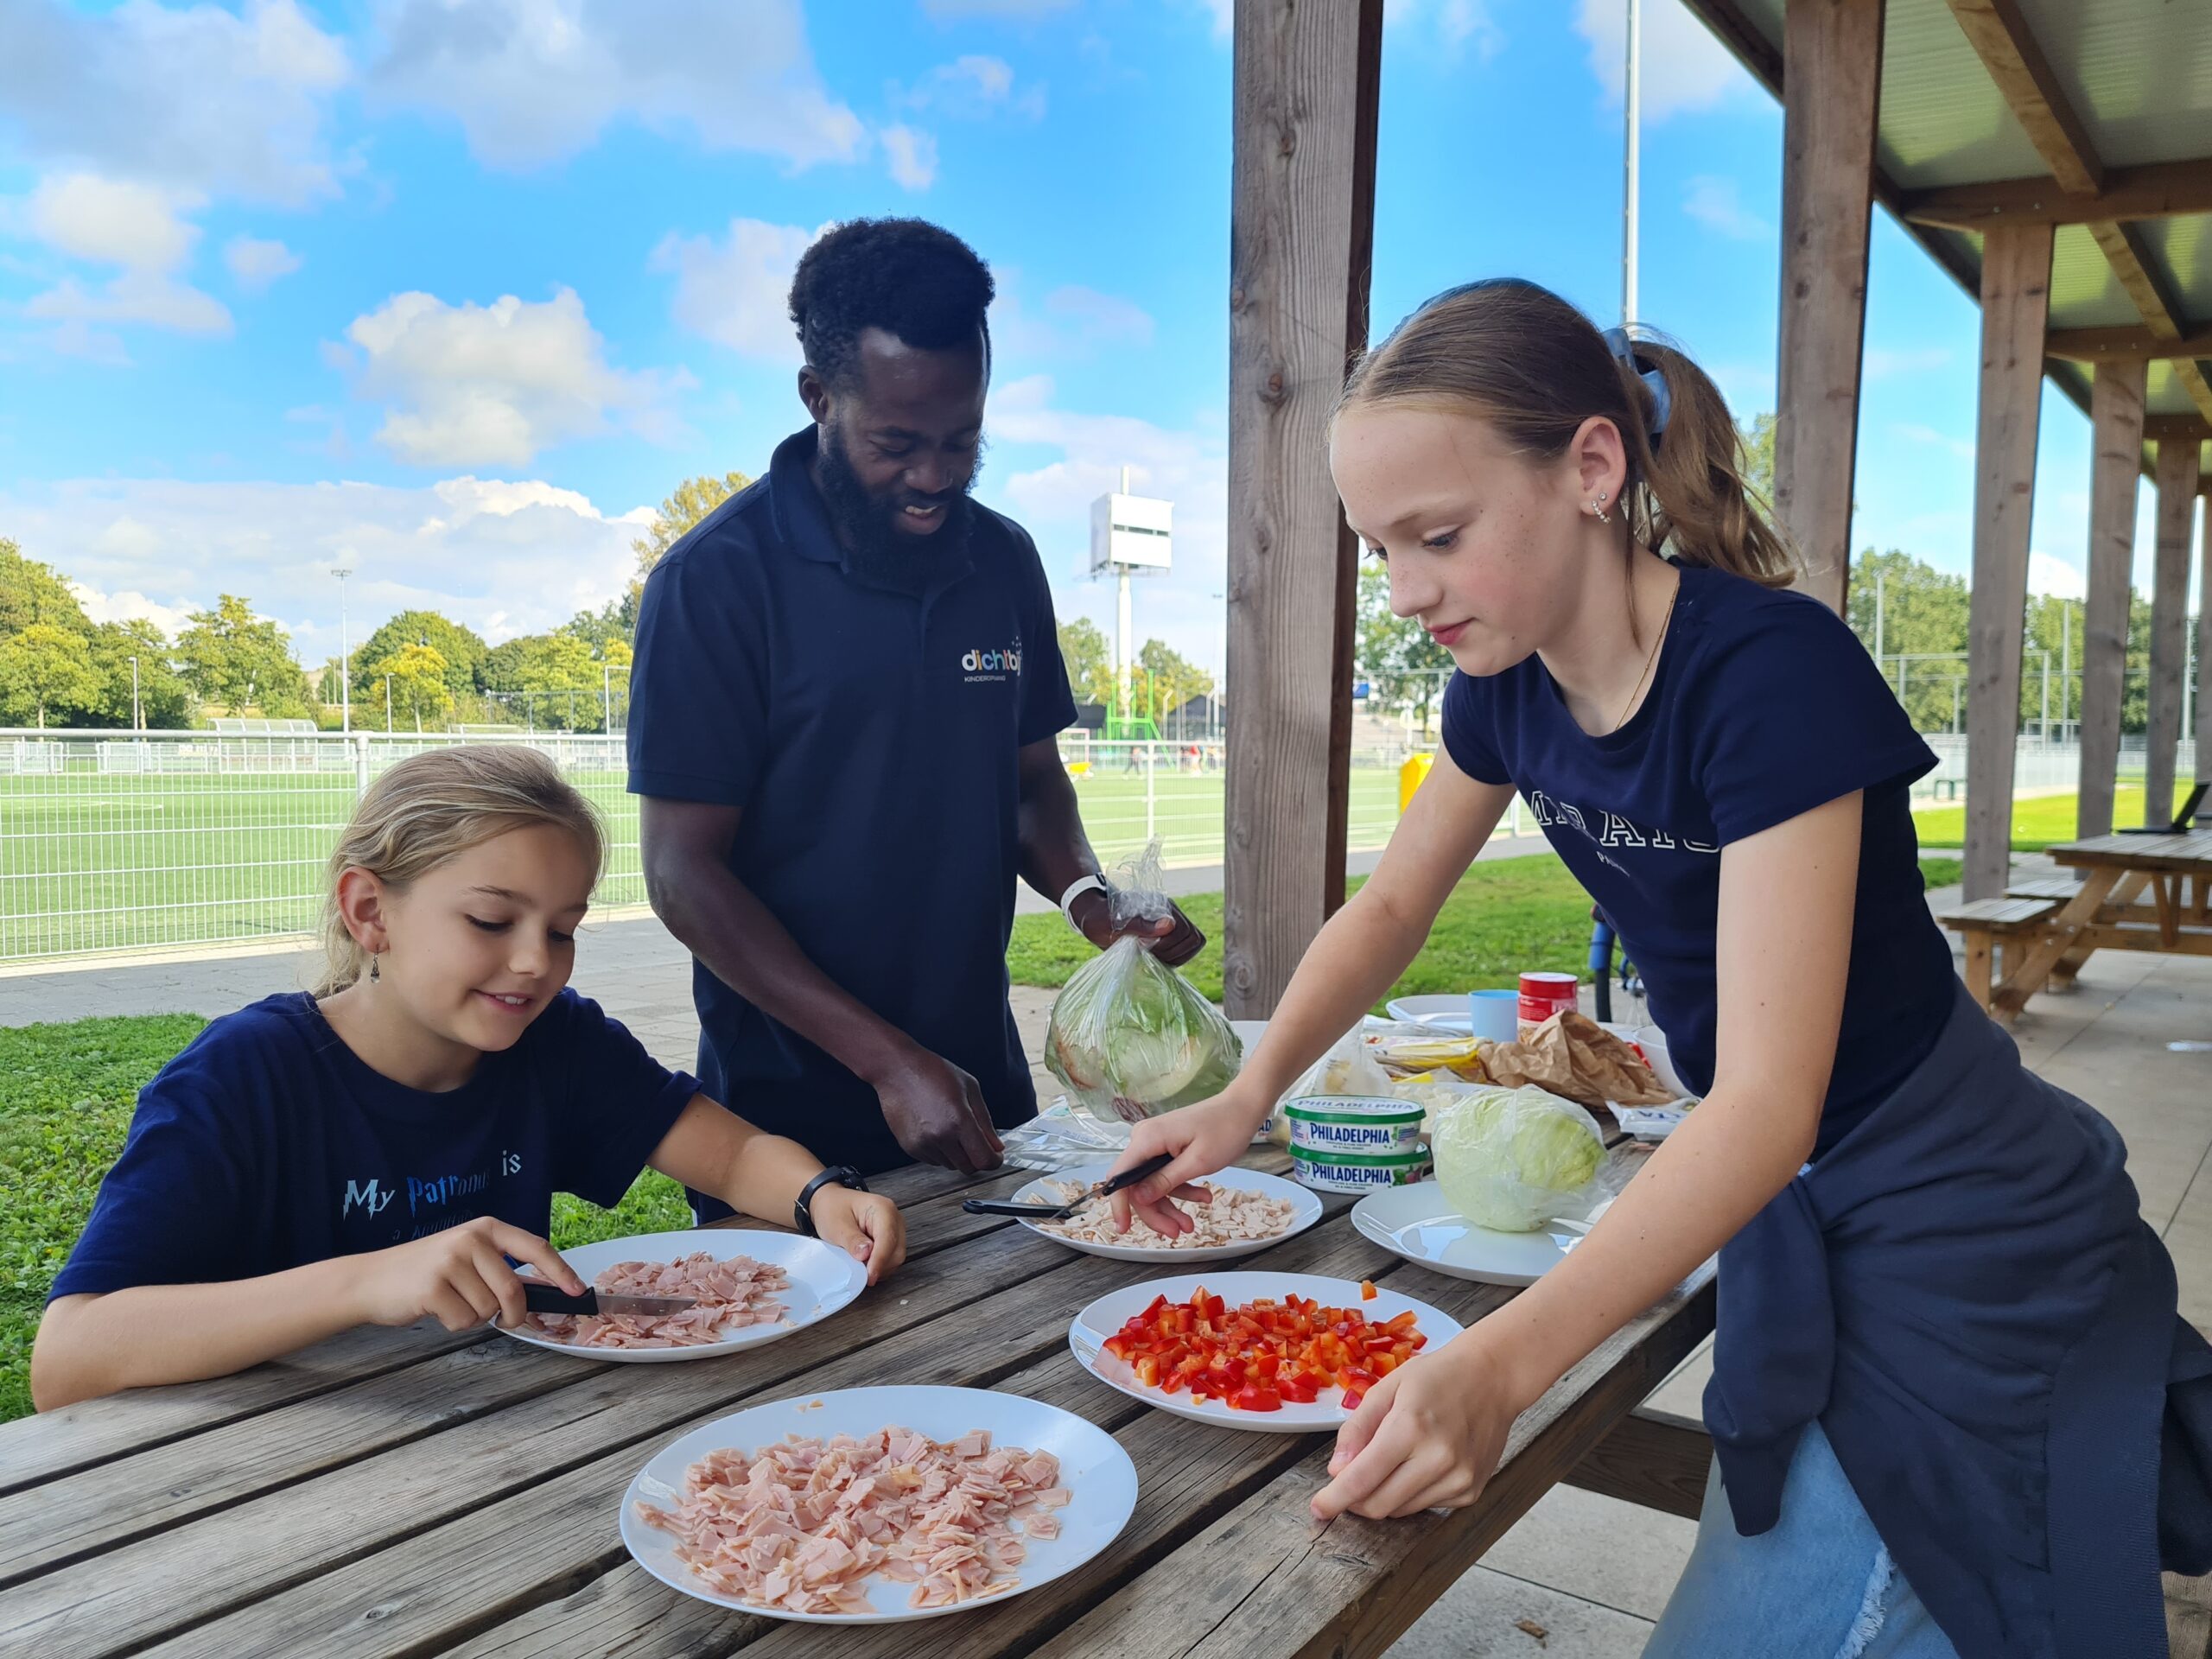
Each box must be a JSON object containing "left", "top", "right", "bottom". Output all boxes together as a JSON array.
[{"left": 629, "top": 218, "right": 1200, "bottom": 1197}]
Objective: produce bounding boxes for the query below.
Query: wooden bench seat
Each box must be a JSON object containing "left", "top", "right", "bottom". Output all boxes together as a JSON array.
[
  {"left": 1940, "top": 898, "right": 2061, "bottom": 1015},
  {"left": 2005, "top": 876, "right": 2085, "bottom": 902}
]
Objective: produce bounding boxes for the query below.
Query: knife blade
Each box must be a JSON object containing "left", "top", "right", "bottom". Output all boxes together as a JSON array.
[
  {"left": 962, "top": 1151, "right": 1177, "bottom": 1219},
  {"left": 520, "top": 1281, "right": 697, "bottom": 1319}
]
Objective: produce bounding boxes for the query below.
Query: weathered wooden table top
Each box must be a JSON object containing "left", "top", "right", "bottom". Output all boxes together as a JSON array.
[{"left": 0, "top": 1144, "right": 1713, "bottom": 1659}]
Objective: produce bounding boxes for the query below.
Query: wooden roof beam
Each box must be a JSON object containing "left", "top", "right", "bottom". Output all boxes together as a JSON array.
[
  {"left": 1942, "top": 0, "right": 2102, "bottom": 194},
  {"left": 2047, "top": 324, "right": 2212, "bottom": 363},
  {"left": 2088, "top": 221, "right": 2212, "bottom": 426},
  {"left": 2142, "top": 414, "right": 2211, "bottom": 443},
  {"left": 1902, "top": 159, "right": 2212, "bottom": 230}
]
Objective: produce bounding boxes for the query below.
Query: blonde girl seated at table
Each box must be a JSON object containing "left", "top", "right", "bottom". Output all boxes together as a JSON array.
[
  {"left": 1107, "top": 278, "right": 2212, "bottom": 1658},
  {"left": 33, "top": 747, "right": 904, "bottom": 1410}
]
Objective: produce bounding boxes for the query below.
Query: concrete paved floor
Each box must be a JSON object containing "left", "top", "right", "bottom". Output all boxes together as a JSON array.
[{"left": 4, "top": 855, "right": 2208, "bottom": 1656}]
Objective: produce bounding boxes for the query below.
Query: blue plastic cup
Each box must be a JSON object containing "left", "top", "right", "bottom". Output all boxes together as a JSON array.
[{"left": 1467, "top": 988, "right": 1519, "bottom": 1044}]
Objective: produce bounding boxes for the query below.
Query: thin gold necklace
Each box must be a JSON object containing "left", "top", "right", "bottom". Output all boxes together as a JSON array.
[{"left": 1611, "top": 579, "right": 1679, "bottom": 734}]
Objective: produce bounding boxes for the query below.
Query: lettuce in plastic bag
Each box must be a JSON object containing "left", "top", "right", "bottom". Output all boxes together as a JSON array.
[
  {"left": 1045, "top": 843, "right": 1242, "bottom": 1125},
  {"left": 1433, "top": 1084, "right": 1605, "bottom": 1232}
]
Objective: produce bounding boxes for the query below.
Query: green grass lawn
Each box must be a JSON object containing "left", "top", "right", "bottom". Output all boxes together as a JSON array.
[
  {"left": 1910, "top": 785, "right": 2195, "bottom": 853},
  {"left": 0, "top": 846, "right": 1964, "bottom": 1426}
]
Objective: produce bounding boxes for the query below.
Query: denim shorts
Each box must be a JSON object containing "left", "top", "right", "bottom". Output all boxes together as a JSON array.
[{"left": 1643, "top": 1422, "right": 1960, "bottom": 1659}]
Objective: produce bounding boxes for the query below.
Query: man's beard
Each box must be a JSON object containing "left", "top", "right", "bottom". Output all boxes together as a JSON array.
[{"left": 815, "top": 423, "right": 982, "bottom": 589}]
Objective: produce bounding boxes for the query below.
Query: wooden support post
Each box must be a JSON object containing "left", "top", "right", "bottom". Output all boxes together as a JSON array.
[
  {"left": 2078, "top": 360, "right": 2147, "bottom": 839},
  {"left": 1964, "top": 224, "right": 2053, "bottom": 902},
  {"left": 2147, "top": 442, "right": 2197, "bottom": 824},
  {"left": 1222, "top": 0, "right": 1382, "bottom": 1018},
  {"left": 1773, "top": 0, "right": 1885, "bottom": 613},
  {"left": 2200, "top": 486, "right": 2212, "bottom": 784}
]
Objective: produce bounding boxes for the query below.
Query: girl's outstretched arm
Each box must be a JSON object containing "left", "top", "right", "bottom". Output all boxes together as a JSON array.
[
  {"left": 1107, "top": 752, "right": 1518, "bottom": 1231},
  {"left": 1314, "top": 791, "right": 1859, "bottom": 1521}
]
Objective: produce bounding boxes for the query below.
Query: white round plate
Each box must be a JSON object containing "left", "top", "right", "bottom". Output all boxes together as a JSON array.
[
  {"left": 1067, "top": 1270, "right": 1465, "bottom": 1433},
  {"left": 619, "top": 1385, "right": 1138, "bottom": 1622},
  {"left": 1010, "top": 1162, "right": 1322, "bottom": 1263},
  {"left": 1384, "top": 995, "right": 1473, "bottom": 1033},
  {"left": 1351, "top": 1181, "right": 1605, "bottom": 1287},
  {"left": 499, "top": 1229, "right": 867, "bottom": 1363}
]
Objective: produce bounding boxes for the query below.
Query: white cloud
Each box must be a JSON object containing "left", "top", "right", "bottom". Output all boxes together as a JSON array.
[
  {"left": 26, "top": 271, "right": 232, "bottom": 336},
  {"left": 26, "top": 174, "right": 200, "bottom": 270},
  {"left": 1892, "top": 422, "right": 1975, "bottom": 460},
  {"left": 2, "top": 473, "right": 652, "bottom": 654},
  {"left": 880, "top": 124, "right": 939, "bottom": 192},
  {"left": 1388, "top": 0, "right": 1506, "bottom": 60},
  {"left": 1681, "top": 175, "right": 1768, "bottom": 241},
  {"left": 343, "top": 287, "right": 683, "bottom": 467},
  {"left": 68, "top": 578, "right": 196, "bottom": 640},
  {"left": 2028, "top": 551, "right": 2087, "bottom": 601},
  {"left": 898, "top": 54, "right": 1047, "bottom": 121},
  {"left": 225, "top": 235, "right": 303, "bottom": 291},
  {"left": 0, "top": 0, "right": 346, "bottom": 206},
  {"left": 369, "top": 0, "right": 866, "bottom": 173},
  {"left": 652, "top": 218, "right": 821, "bottom": 363},
  {"left": 1575, "top": 0, "right": 1755, "bottom": 118},
  {"left": 991, "top": 277, "right": 1157, "bottom": 365}
]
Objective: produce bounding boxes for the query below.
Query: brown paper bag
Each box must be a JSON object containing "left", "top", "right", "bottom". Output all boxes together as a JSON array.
[{"left": 1483, "top": 1011, "right": 1675, "bottom": 1109}]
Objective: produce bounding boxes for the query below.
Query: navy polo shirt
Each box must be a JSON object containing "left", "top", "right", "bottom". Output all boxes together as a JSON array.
[
  {"left": 1440, "top": 562, "right": 1951, "bottom": 1154},
  {"left": 627, "top": 425, "right": 1078, "bottom": 1177}
]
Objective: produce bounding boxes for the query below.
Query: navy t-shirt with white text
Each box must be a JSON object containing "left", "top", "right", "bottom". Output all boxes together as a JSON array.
[
  {"left": 1440, "top": 562, "right": 1950, "bottom": 1154},
  {"left": 50, "top": 989, "right": 697, "bottom": 1300}
]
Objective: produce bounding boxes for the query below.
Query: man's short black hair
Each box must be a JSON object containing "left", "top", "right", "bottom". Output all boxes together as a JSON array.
[{"left": 788, "top": 218, "right": 995, "bottom": 390}]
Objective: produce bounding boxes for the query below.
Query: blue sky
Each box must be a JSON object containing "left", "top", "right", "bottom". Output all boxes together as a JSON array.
[{"left": 0, "top": 0, "right": 2165, "bottom": 679}]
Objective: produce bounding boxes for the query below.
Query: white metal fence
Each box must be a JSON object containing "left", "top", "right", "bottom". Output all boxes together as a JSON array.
[
  {"left": 3, "top": 723, "right": 2192, "bottom": 967},
  {"left": 0, "top": 730, "right": 1484, "bottom": 965}
]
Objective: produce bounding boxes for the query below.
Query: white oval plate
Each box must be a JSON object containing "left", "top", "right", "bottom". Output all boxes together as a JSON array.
[
  {"left": 1067, "top": 1270, "right": 1465, "bottom": 1433},
  {"left": 620, "top": 1385, "right": 1138, "bottom": 1622},
  {"left": 1351, "top": 1180, "right": 1605, "bottom": 1287},
  {"left": 1384, "top": 995, "right": 1473, "bottom": 1033},
  {"left": 499, "top": 1229, "right": 867, "bottom": 1363},
  {"left": 1010, "top": 1162, "right": 1323, "bottom": 1264}
]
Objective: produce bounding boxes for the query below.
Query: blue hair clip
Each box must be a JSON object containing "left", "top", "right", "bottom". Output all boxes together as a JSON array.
[{"left": 1601, "top": 326, "right": 1671, "bottom": 442}]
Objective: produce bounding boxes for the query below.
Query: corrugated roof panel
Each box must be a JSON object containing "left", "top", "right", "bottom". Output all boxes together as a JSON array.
[
  {"left": 2137, "top": 213, "right": 2212, "bottom": 321},
  {"left": 2015, "top": 0, "right": 2212, "bottom": 170},
  {"left": 1876, "top": 0, "right": 2050, "bottom": 188},
  {"left": 2048, "top": 224, "right": 2145, "bottom": 329}
]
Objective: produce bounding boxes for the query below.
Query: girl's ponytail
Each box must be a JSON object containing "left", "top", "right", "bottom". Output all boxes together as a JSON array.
[
  {"left": 1338, "top": 278, "right": 1796, "bottom": 589},
  {"left": 1611, "top": 335, "right": 1795, "bottom": 587}
]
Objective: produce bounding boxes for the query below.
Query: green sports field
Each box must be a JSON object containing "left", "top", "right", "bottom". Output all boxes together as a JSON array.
[{"left": 0, "top": 761, "right": 1408, "bottom": 963}]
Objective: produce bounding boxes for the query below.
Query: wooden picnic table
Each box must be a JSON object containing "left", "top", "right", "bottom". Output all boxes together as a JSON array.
[
  {"left": 1964, "top": 830, "right": 2212, "bottom": 1020},
  {"left": 0, "top": 1141, "right": 1713, "bottom": 1659}
]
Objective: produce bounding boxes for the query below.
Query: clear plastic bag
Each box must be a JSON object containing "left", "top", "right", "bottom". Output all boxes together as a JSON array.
[
  {"left": 1432, "top": 1084, "right": 1607, "bottom": 1232},
  {"left": 1044, "top": 843, "right": 1243, "bottom": 1126}
]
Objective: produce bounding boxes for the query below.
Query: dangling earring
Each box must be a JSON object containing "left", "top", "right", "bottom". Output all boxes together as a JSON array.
[
  {"left": 368, "top": 952, "right": 380, "bottom": 984},
  {"left": 1592, "top": 492, "right": 1611, "bottom": 524}
]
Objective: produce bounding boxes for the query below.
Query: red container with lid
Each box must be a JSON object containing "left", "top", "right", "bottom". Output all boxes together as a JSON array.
[{"left": 1516, "top": 971, "right": 1580, "bottom": 1037}]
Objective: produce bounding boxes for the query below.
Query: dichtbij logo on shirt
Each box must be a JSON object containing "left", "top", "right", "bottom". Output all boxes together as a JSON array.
[{"left": 960, "top": 638, "right": 1022, "bottom": 683}]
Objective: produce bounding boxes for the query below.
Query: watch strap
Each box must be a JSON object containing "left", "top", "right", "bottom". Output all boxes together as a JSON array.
[
  {"left": 795, "top": 1166, "right": 868, "bottom": 1236},
  {"left": 1058, "top": 874, "right": 1108, "bottom": 932}
]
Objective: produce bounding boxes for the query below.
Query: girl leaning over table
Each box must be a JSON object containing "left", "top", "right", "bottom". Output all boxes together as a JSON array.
[{"left": 1105, "top": 277, "right": 2212, "bottom": 1659}]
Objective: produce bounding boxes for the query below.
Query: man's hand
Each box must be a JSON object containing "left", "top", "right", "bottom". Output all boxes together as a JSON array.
[
  {"left": 871, "top": 1046, "right": 1004, "bottom": 1173},
  {"left": 1070, "top": 890, "right": 1205, "bottom": 968}
]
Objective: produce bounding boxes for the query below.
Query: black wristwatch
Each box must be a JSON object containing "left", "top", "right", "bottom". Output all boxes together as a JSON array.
[{"left": 795, "top": 1166, "right": 869, "bottom": 1236}]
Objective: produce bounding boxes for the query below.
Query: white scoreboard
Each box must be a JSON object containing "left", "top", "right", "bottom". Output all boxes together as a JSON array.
[{"left": 1089, "top": 491, "right": 1173, "bottom": 575}]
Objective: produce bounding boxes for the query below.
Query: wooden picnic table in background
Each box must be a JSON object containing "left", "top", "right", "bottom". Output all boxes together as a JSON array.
[
  {"left": 0, "top": 1140, "right": 1713, "bottom": 1659},
  {"left": 1945, "top": 830, "right": 2212, "bottom": 1021}
]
